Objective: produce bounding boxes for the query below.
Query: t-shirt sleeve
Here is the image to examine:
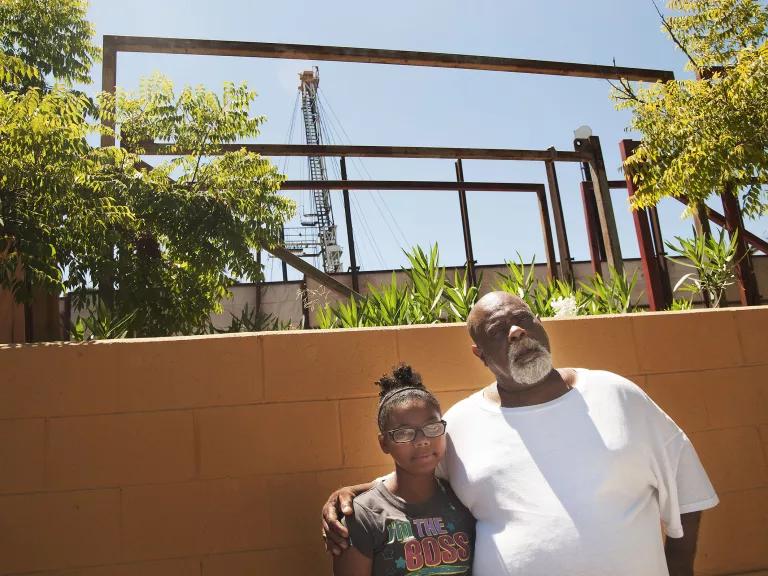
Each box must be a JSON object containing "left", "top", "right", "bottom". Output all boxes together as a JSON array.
[
  {"left": 655, "top": 430, "right": 719, "bottom": 538},
  {"left": 343, "top": 500, "right": 377, "bottom": 558}
]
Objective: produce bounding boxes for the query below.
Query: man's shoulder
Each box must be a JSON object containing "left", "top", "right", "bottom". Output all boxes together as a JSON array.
[
  {"left": 576, "top": 369, "right": 667, "bottom": 421},
  {"left": 443, "top": 389, "right": 484, "bottom": 421},
  {"left": 578, "top": 368, "right": 645, "bottom": 395}
]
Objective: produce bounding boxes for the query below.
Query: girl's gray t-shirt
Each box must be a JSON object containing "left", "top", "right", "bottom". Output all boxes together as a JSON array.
[{"left": 345, "top": 480, "right": 475, "bottom": 575}]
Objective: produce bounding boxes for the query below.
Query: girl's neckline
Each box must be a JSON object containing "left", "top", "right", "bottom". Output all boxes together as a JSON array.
[{"left": 376, "top": 477, "right": 446, "bottom": 511}]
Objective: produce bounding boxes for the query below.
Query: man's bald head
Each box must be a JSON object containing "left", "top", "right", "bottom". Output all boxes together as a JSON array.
[
  {"left": 467, "top": 291, "right": 553, "bottom": 387},
  {"left": 467, "top": 291, "right": 530, "bottom": 344}
]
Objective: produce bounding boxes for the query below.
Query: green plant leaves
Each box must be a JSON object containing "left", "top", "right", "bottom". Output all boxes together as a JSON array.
[
  {"left": 316, "top": 244, "right": 481, "bottom": 329},
  {"left": 665, "top": 227, "right": 742, "bottom": 307},
  {"left": 613, "top": 1, "right": 768, "bottom": 217}
]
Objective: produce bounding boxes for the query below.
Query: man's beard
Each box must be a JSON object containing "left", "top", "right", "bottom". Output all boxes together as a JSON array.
[{"left": 506, "top": 340, "right": 553, "bottom": 386}]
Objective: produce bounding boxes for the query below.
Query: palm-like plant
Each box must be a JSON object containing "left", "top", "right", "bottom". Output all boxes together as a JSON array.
[{"left": 665, "top": 229, "right": 741, "bottom": 308}]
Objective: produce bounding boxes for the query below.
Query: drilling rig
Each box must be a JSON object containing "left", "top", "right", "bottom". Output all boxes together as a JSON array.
[{"left": 282, "top": 67, "right": 343, "bottom": 273}]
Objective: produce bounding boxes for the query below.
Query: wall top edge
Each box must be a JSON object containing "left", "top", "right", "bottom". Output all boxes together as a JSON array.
[{"left": 2, "top": 306, "right": 765, "bottom": 350}]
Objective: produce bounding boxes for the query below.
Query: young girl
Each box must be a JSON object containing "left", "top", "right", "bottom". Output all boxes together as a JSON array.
[{"left": 333, "top": 364, "right": 475, "bottom": 576}]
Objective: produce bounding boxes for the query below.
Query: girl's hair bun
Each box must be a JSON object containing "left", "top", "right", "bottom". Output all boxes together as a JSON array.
[{"left": 375, "top": 363, "right": 423, "bottom": 399}]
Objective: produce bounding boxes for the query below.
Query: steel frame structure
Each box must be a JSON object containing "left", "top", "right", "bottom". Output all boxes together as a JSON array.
[{"left": 101, "top": 35, "right": 676, "bottom": 300}]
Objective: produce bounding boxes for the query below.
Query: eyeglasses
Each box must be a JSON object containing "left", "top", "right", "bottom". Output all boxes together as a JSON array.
[{"left": 385, "top": 420, "right": 447, "bottom": 443}]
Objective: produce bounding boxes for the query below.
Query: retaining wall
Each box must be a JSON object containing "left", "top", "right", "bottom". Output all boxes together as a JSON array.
[{"left": 1, "top": 307, "right": 767, "bottom": 575}]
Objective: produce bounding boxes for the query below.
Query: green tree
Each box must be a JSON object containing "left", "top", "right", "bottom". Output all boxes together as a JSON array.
[
  {"left": 0, "top": 0, "right": 99, "bottom": 91},
  {"left": 0, "top": 0, "right": 295, "bottom": 338},
  {"left": 613, "top": 0, "right": 768, "bottom": 216},
  {"left": 72, "top": 76, "right": 294, "bottom": 336}
]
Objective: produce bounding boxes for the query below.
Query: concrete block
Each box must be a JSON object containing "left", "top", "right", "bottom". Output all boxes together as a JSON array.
[
  {"left": 197, "top": 402, "right": 343, "bottom": 478},
  {"left": 116, "top": 335, "right": 262, "bottom": 412},
  {"left": 121, "top": 478, "right": 271, "bottom": 561},
  {"left": 50, "top": 558, "right": 202, "bottom": 576},
  {"left": 691, "top": 427, "right": 768, "bottom": 494},
  {"left": 546, "top": 315, "right": 640, "bottom": 374},
  {"left": 700, "top": 366, "right": 768, "bottom": 429},
  {"left": 0, "top": 489, "right": 121, "bottom": 574},
  {"left": 262, "top": 328, "right": 398, "bottom": 401},
  {"left": 339, "top": 397, "right": 390, "bottom": 469},
  {"left": 201, "top": 548, "right": 330, "bottom": 576},
  {"left": 46, "top": 411, "right": 195, "bottom": 490},
  {"left": 696, "top": 487, "right": 768, "bottom": 575},
  {"left": 0, "top": 418, "right": 45, "bottom": 493},
  {"left": 632, "top": 310, "right": 742, "bottom": 373},
  {"left": 0, "top": 343, "right": 120, "bottom": 419},
  {"left": 732, "top": 307, "right": 768, "bottom": 365},
  {"left": 395, "top": 324, "right": 493, "bottom": 391},
  {"left": 642, "top": 373, "right": 710, "bottom": 433},
  {"left": 266, "top": 472, "right": 328, "bottom": 547}
]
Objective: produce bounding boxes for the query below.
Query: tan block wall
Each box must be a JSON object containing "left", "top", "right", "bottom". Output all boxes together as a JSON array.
[{"left": 0, "top": 308, "right": 767, "bottom": 575}]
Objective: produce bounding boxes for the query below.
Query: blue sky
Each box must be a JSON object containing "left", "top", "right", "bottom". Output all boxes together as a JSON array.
[{"left": 85, "top": 0, "right": 767, "bottom": 281}]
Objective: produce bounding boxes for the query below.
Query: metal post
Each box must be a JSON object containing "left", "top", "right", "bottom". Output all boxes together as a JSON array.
[
  {"left": 340, "top": 157, "right": 359, "bottom": 292},
  {"left": 580, "top": 182, "right": 603, "bottom": 277},
  {"left": 255, "top": 247, "right": 262, "bottom": 316},
  {"left": 300, "top": 276, "right": 311, "bottom": 328},
  {"left": 100, "top": 41, "right": 117, "bottom": 148},
  {"left": 721, "top": 185, "right": 760, "bottom": 305},
  {"left": 578, "top": 136, "right": 623, "bottom": 273},
  {"left": 620, "top": 140, "right": 667, "bottom": 310},
  {"left": 581, "top": 162, "right": 606, "bottom": 261},
  {"left": 692, "top": 201, "right": 712, "bottom": 238},
  {"left": 279, "top": 229, "right": 288, "bottom": 281},
  {"left": 544, "top": 154, "right": 573, "bottom": 283},
  {"left": 63, "top": 292, "right": 72, "bottom": 341},
  {"left": 648, "top": 206, "right": 673, "bottom": 305},
  {"left": 455, "top": 159, "right": 477, "bottom": 286},
  {"left": 536, "top": 189, "right": 558, "bottom": 280}
]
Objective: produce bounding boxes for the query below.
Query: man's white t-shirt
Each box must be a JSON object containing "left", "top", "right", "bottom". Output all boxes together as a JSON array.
[{"left": 439, "top": 368, "right": 718, "bottom": 576}]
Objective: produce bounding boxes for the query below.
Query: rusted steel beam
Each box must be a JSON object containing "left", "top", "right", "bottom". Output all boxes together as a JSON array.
[
  {"left": 580, "top": 181, "right": 604, "bottom": 277},
  {"left": 648, "top": 206, "right": 673, "bottom": 305},
  {"left": 136, "top": 142, "right": 591, "bottom": 162},
  {"left": 279, "top": 179, "right": 545, "bottom": 192},
  {"left": 266, "top": 246, "right": 360, "bottom": 299},
  {"left": 620, "top": 140, "right": 667, "bottom": 310},
  {"left": 673, "top": 198, "right": 768, "bottom": 255},
  {"left": 100, "top": 43, "right": 117, "bottom": 148},
  {"left": 578, "top": 136, "right": 624, "bottom": 273},
  {"left": 545, "top": 156, "right": 573, "bottom": 283},
  {"left": 536, "top": 189, "right": 558, "bottom": 281},
  {"left": 340, "top": 158, "right": 359, "bottom": 293},
  {"left": 721, "top": 187, "right": 760, "bottom": 305},
  {"left": 104, "top": 35, "right": 674, "bottom": 82},
  {"left": 455, "top": 160, "right": 477, "bottom": 287}
]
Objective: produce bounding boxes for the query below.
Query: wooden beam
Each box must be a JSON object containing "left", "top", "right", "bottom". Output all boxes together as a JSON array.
[
  {"left": 266, "top": 246, "right": 360, "bottom": 299},
  {"left": 105, "top": 35, "right": 674, "bottom": 82},
  {"left": 279, "top": 180, "right": 546, "bottom": 192},
  {"left": 136, "top": 142, "right": 592, "bottom": 162}
]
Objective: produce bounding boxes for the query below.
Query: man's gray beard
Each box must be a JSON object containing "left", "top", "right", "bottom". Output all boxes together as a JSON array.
[{"left": 506, "top": 343, "right": 553, "bottom": 386}]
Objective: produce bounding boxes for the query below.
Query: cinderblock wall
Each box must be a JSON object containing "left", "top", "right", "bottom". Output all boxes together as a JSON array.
[{"left": 1, "top": 308, "right": 767, "bottom": 575}]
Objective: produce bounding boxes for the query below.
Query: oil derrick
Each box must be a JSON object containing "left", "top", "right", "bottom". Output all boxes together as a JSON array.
[{"left": 282, "top": 67, "right": 342, "bottom": 273}]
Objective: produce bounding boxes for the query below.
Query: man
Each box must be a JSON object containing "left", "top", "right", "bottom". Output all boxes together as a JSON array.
[{"left": 323, "top": 291, "right": 718, "bottom": 576}]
